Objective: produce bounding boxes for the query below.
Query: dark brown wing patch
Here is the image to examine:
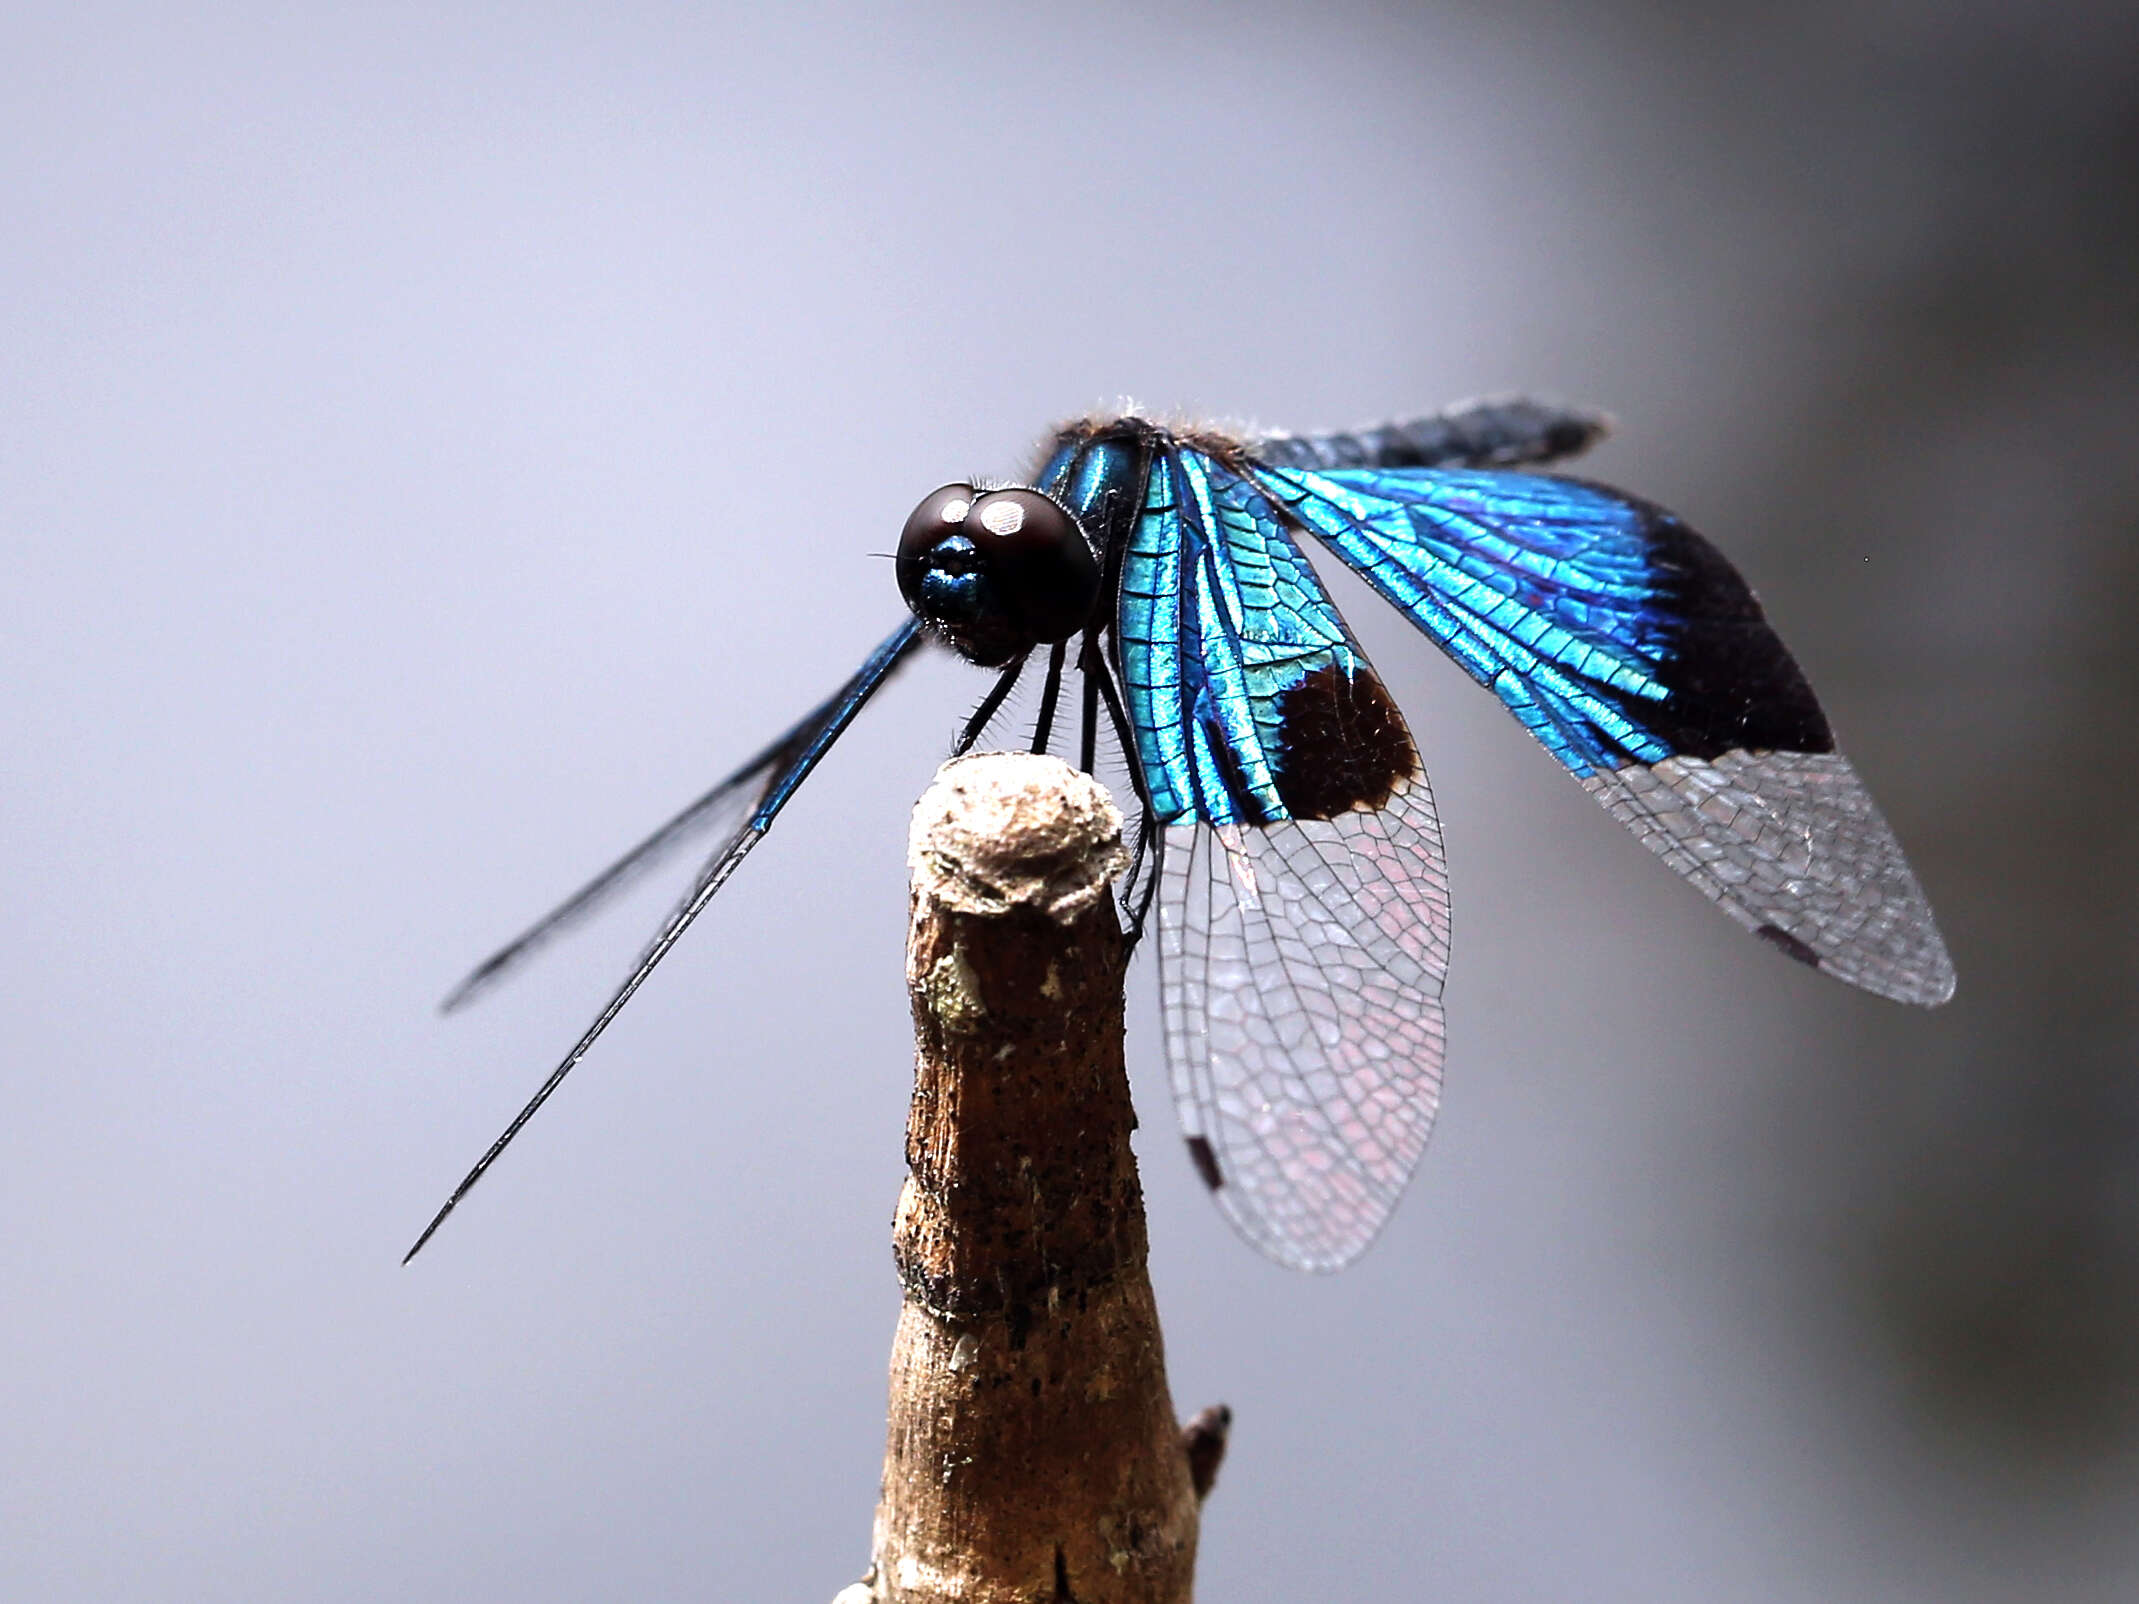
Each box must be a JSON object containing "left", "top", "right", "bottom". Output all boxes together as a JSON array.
[
  {"left": 1271, "top": 665, "right": 1420, "bottom": 821},
  {"left": 1754, "top": 922, "right": 1823, "bottom": 968},
  {"left": 1186, "top": 1135, "right": 1225, "bottom": 1191}
]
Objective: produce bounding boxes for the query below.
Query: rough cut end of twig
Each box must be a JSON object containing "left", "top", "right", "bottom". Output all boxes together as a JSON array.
[{"left": 908, "top": 752, "right": 1128, "bottom": 925}]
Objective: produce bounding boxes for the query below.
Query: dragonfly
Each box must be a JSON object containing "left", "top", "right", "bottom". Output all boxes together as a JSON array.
[{"left": 409, "top": 398, "right": 1955, "bottom": 1270}]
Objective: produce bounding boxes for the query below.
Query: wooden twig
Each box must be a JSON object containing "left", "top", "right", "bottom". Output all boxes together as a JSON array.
[{"left": 850, "top": 752, "right": 1222, "bottom": 1604}]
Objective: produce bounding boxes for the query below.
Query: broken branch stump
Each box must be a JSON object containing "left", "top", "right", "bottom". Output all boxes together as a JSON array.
[{"left": 862, "top": 752, "right": 1218, "bottom": 1604}]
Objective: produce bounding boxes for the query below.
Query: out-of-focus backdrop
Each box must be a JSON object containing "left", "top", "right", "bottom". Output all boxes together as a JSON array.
[{"left": 6, "top": 4, "right": 2135, "bottom": 1598}]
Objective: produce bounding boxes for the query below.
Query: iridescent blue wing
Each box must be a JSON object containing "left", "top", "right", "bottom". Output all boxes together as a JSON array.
[
  {"left": 1114, "top": 444, "right": 1452, "bottom": 1271},
  {"left": 1248, "top": 460, "right": 1955, "bottom": 1006}
]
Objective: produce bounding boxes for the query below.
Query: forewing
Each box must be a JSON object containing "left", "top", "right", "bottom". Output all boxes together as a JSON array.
[
  {"left": 1253, "top": 461, "right": 1954, "bottom": 1005},
  {"left": 1160, "top": 795, "right": 1451, "bottom": 1271}
]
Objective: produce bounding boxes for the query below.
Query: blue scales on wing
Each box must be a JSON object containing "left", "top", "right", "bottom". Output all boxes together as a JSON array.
[
  {"left": 1103, "top": 442, "right": 1455, "bottom": 1271},
  {"left": 1244, "top": 455, "right": 1956, "bottom": 1007}
]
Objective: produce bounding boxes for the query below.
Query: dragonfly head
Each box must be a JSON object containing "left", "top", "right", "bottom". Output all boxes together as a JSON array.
[{"left": 896, "top": 482, "right": 1101, "bottom": 667}]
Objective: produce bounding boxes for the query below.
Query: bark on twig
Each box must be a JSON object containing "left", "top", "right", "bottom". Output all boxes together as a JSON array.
[{"left": 859, "top": 753, "right": 1216, "bottom": 1604}]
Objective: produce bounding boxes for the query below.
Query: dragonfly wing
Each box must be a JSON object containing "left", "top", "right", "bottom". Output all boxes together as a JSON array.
[
  {"left": 1118, "top": 444, "right": 1453, "bottom": 1268},
  {"left": 444, "top": 622, "right": 932, "bottom": 1011},
  {"left": 1255, "top": 461, "right": 1955, "bottom": 1005},
  {"left": 1160, "top": 799, "right": 1450, "bottom": 1271},
  {"left": 409, "top": 617, "right": 925, "bottom": 1260},
  {"left": 1253, "top": 396, "right": 1608, "bottom": 472},
  {"left": 444, "top": 729, "right": 807, "bottom": 1012},
  {"left": 1577, "top": 749, "right": 1949, "bottom": 1001}
]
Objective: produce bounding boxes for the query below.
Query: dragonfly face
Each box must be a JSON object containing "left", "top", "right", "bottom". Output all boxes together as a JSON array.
[
  {"left": 896, "top": 482, "right": 1101, "bottom": 666},
  {"left": 414, "top": 397, "right": 1956, "bottom": 1271}
]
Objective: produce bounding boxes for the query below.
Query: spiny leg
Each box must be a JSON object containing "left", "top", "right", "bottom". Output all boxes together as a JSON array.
[
  {"left": 953, "top": 651, "right": 1028, "bottom": 756},
  {"left": 1081, "top": 636, "right": 1166, "bottom": 941},
  {"left": 1029, "top": 638, "right": 1067, "bottom": 756},
  {"left": 1127, "top": 810, "right": 1165, "bottom": 946},
  {"left": 1084, "top": 640, "right": 1145, "bottom": 807},
  {"left": 1078, "top": 635, "right": 1101, "bottom": 776}
]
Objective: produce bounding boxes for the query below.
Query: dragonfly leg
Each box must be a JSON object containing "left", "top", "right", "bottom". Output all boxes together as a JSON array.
[
  {"left": 953, "top": 652, "right": 1029, "bottom": 756},
  {"left": 1125, "top": 812, "right": 1165, "bottom": 946},
  {"left": 1078, "top": 633, "right": 1101, "bottom": 775},
  {"left": 1080, "top": 636, "right": 1165, "bottom": 935},
  {"left": 1029, "top": 638, "right": 1067, "bottom": 756}
]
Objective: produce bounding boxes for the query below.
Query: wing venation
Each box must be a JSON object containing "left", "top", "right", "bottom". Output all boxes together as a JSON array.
[
  {"left": 1159, "top": 777, "right": 1451, "bottom": 1272},
  {"left": 1583, "top": 749, "right": 1954, "bottom": 1004},
  {"left": 1246, "top": 456, "right": 1954, "bottom": 1004}
]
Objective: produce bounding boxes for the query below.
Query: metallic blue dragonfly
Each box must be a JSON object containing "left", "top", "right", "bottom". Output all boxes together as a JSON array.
[{"left": 410, "top": 398, "right": 1954, "bottom": 1268}]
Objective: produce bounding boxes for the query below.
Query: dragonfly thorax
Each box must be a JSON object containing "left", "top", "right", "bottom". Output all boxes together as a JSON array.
[{"left": 896, "top": 482, "right": 1100, "bottom": 667}]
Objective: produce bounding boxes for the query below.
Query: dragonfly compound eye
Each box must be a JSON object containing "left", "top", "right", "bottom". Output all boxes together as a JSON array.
[{"left": 897, "top": 483, "right": 1100, "bottom": 665}]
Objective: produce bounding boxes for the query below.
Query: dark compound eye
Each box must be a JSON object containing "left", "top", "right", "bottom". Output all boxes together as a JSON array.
[
  {"left": 897, "top": 482, "right": 977, "bottom": 570},
  {"left": 896, "top": 482, "right": 1101, "bottom": 665},
  {"left": 961, "top": 489, "right": 1099, "bottom": 646}
]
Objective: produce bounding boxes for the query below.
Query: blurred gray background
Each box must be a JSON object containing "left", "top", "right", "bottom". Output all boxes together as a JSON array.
[{"left": 6, "top": 3, "right": 2136, "bottom": 1598}]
